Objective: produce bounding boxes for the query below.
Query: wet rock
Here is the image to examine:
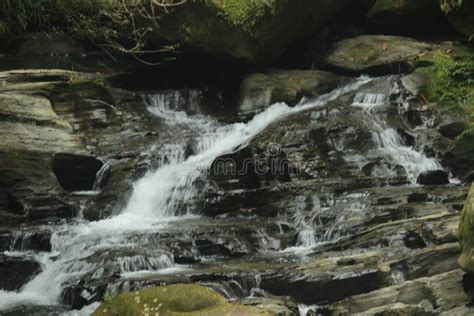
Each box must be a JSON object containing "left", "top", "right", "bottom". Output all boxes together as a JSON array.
[
  {"left": 324, "top": 35, "right": 432, "bottom": 74},
  {"left": 445, "top": 129, "right": 474, "bottom": 180},
  {"left": 0, "top": 70, "right": 106, "bottom": 221},
  {"left": 416, "top": 170, "right": 449, "bottom": 185},
  {"left": 404, "top": 232, "right": 427, "bottom": 249},
  {"left": 328, "top": 270, "right": 471, "bottom": 315},
  {"left": 0, "top": 255, "right": 40, "bottom": 291},
  {"left": 438, "top": 120, "right": 468, "bottom": 139},
  {"left": 63, "top": 280, "right": 110, "bottom": 310},
  {"left": 401, "top": 73, "right": 428, "bottom": 97},
  {"left": 407, "top": 192, "right": 429, "bottom": 203},
  {"left": 92, "top": 284, "right": 268, "bottom": 315},
  {"left": 52, "top": 154, "right": 103, "bottom": 192},
  {"left": 6, "top": 229, "right": 52, "bottom": 252},
  {"left": 367, "top": 0, "right": 449, "bottom": 35},
  {"left": 238, "top": 70, "right": 347, "bottom": 120},
  {"left": 210, "top": 147, "right": 260, "bottom": 191},
  {"left": 239, "top": 296, "right": 298, "bottom": 315}
]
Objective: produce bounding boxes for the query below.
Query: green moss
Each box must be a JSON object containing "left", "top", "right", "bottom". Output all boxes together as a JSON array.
[
  {"left": 208, "top": 0, "right": 283, "bottom": 33},
  {"left": 414, "top": 46, "right": 474, "bottom": 176},
  {"left": 415, "top": 49, "right": 474, "bottom": 116},
  {"left": 0, "top": 1, "right": 118, "bottom": 39},
  {"left": 92, "top": 284, "right": 267, "bottom": 316}
]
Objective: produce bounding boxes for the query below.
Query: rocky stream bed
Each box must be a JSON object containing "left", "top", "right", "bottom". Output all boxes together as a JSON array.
[{"left": 1, "top": 8, "right": 474, "bottom": 315}]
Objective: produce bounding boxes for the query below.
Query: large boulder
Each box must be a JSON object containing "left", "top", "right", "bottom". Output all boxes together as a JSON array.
[
  {"left": 92, "top": 284, "right": 269, "bottom": 316},
  {"left": 323, "top": 35, "right": 433, "bottom": 74},
  {"left": 459, "top": 184, "right": 474, "bottom": 273},
  {"left": 416, "top": 170, "right": 450, "bottom": 185},
  {"left": 440, "top": 0, "right": 474, "bottom": 39},
  {"left": 368, "top": 0, "right": 449, "bottom": 34},
  {"left": 0, "top": 255, "right": 41, "bottom": 291},
  {"left": 150, "top": 0, "right": 349, "bottom": 64}
]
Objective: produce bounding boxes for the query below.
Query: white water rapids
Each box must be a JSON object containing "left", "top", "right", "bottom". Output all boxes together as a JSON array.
[
  {"left": 352, "top": 91, "right": 443, "bottom": 184},
  {"left": 0, "top": 77, "right": 374, "bottom": 311}
]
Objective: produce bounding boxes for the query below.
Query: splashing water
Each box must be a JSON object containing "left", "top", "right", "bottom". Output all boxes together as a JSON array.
[
  {"left": 92, "top": 162, "right": 111, "bottom": 192},
  {"left": 352, "top": 89, "right": 443, "bottom": 184},
  {"left": 0, "top": 78, "right": 372, "bottom": 311}
]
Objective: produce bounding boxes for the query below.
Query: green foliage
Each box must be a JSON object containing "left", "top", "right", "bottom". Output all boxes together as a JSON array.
[
  {"left": 438, "top": 59, "right": 474, "bottom": 104},
  {"left": 0, "top": 0, "right": 183, "bottom": 61},
  {"left": 0, "top": 0, "right": 127, "bottom": 41},
  {"left": 416, "top": 50, "right": 474, "bottom": 113},
  {"left": 440, "top": 0, "right": 464, "bottom": 13}
]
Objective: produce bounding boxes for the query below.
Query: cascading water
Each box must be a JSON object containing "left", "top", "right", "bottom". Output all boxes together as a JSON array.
[
  {"left": 0, "top": 77, "right": 372, "bottom": 311},
  {"left": 92, "top": 162, "right": 111, "bottom": 192},
  {"left": 352, "top": 89, "right": 444, "bottom": 184},
  {"left": 285, "top": 79, "right": 447, "bottom": 254}
]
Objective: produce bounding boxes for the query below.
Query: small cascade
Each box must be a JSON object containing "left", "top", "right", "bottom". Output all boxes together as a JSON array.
[
  {"left": 352, "top": 89, "right": 444, "bottom": 184},
  {"left": 296, "top": 229, "right": 317, "bottom": 248},
  {"left": 298, "top": 304, "right": 320, "bottom": 316},
  {"left": 249, "top": 273, "right": 266, "bottom": 297},
  {"left": 284, "top": 193, "right": 369, "bottom": 253},
  {"left": 352, "top": 92, "right": 387, "bottom": 109},
  {"left": 92, "top": 162, "right": 110, "bottom": 192},
  {"left": 116, "top": 254, "right": 174, "bottom": 273},
  {"left": 144, "top": 90, "right": 209, "bottom": 126}
]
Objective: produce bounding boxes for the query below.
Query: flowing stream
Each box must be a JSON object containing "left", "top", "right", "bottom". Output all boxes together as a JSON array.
[{"left": 0, "top": 77, "right": 374, "bottom": 311}]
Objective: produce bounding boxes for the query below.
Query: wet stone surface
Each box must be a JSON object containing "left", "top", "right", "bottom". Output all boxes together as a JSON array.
[{"left": 0, "top": 64, "right": 471, "bottom": 315}]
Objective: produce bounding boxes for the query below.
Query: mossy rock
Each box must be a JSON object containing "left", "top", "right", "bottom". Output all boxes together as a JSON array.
[
  {"left": 368, "top": 0, "right": 448, "bottom": 34},
  {"left": 151, "top": 0, "right": 349, "bottom": 64},
  {"left": 92, "top": 284, "right": 269, "bottom": 316},
  {"left": 413, "top": 44, "right": 474, "bottom": 177},
  {"left": 459, "top": 184, "right": 474, "bottom": 273},
  {"left": 440, "top": 0, "right": 474, "bottom": 40},
  {"left": 323, "top": 35, "right": 433, "bottom": 74}
]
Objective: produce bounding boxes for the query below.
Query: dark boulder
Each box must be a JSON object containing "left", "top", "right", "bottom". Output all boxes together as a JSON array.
[
  {"left": 438, "top": 120, "right": 468, "bottom": 139},
  {"left": 152, "top": 0, "right": 350, "bottom": 64},
  {"left": 367, "top": 0, "right": 451, "bottom": 35},
  {"left": 0, "top": 255, "right": 40, "bottom": 291},
  {"left": 52, "top": 153, "right": 103, "bottom": 192},
  {"left": 416, "top": 170, "right": 449, "bottom": 185}
]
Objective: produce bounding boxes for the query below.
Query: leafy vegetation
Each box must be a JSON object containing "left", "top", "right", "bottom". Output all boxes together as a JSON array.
[
  {"left": 0, "top": 0, "right": 183, "bottom": 62},
  {"left": 440, "top": 0, "right": 464, "bottom": 13},
  {"left": 416, "top": 49, "right": 474, "bottom": 114}
]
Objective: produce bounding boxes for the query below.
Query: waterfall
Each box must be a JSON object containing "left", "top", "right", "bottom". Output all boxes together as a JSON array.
[
  {"left": 296, "top": 229, "right": 317, "bottom": 248},
  {"left": 0, "top": 77, "right": 372, "bottom": 311},
  {"left": 352, "top": 91, "right": 443, "bottom": 184},
  {"left": 92, "top": 162, "right": 110, "bottom": 192}
]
